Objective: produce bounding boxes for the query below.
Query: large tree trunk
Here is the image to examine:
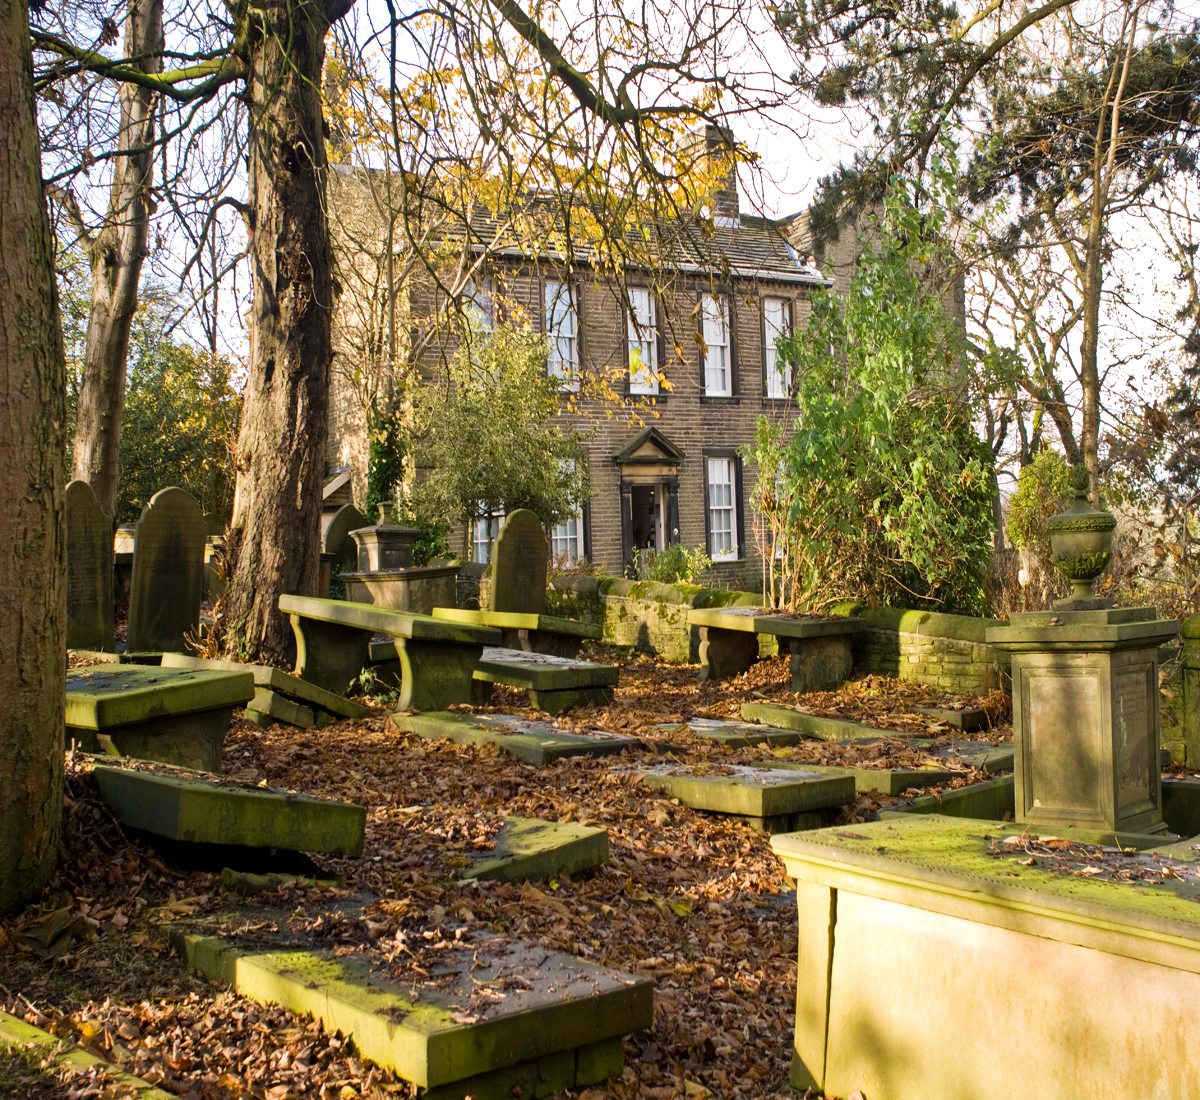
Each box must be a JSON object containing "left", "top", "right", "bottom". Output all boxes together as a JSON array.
[
  {"left": 223, "top": 0, "right": 350, "bottom": 663},
  {"left": 0, "top": 0, "right": 67, "bottom": 914},
  {"left": 68, "top": 0, "right": 163, "bottom": 519}
]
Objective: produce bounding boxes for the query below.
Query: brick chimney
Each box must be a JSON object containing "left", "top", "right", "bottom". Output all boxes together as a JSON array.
[{"left": 679, "top": 125, "right": 739, "bottom": 222}]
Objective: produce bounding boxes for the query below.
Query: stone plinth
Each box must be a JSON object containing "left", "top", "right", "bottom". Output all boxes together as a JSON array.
[
  {"left": 771, "top": 816, "right": 1200, "bottom": 1100},
  {"left": 350, "top": 513, "right": 420, "bottom": 571},
  {"left": 342, "top": 564, "right": 459, "bottom": 615},
  {"left": 987, "top": 607, "right": 1180, "bottom": 834}
]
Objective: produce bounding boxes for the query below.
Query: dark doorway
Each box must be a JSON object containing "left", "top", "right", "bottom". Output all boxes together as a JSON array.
[{"left": 630, "top": 483, "right": 663, "bottom": 554}]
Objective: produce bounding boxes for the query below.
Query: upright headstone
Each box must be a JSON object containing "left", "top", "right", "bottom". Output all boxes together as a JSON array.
[
  {"left": 127, "top": 487, "right": 206, "bottom": 652},
  {"left": 489, "top": 509, "right": 547, "bottom": 615},
  {"left": 65, "top": 480, "right": 113, "bottom": 651},
  {"left": 323, "top": 503, "right": 366, "bottom": 574}
]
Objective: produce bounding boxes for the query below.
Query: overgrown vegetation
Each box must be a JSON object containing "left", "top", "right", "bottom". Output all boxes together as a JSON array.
[
  {"left": 62, "top": 265, "right": 241, "bottom": 525},
  {"left": 410, "top": 323, "right": 591, "bottom": 533},
  {"left": 751, "top": 176, "right": 995, "bottom": 616},
  {"left": 633, "top": 544, "right": 713, "bottom": 585}
]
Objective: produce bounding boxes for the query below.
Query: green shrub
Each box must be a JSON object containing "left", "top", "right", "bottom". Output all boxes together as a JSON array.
[
  {"left": 633, "top": 544, "right": 712, "bottom": 585},
  {"left": 1006, "top": 449, "right": 1073, "bottom": 556}
]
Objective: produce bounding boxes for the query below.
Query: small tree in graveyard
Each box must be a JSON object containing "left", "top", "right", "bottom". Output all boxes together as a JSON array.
[
  {"left": 410, "top": 323, "right": 590, "bottom": 543},
  {"left": 750, "top": 178, "right": 995, "bottom": 615},
  {"left": 0, "top": 0, "right": 67, "bottom": 914}
]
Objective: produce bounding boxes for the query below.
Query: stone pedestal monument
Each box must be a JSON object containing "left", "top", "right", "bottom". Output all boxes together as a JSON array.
[
  {"left": 988, "top": 467, "right": 1180, "bottom": 834},
  {"left": 341, "top": 502, "right": 458, "bottom": 615}
]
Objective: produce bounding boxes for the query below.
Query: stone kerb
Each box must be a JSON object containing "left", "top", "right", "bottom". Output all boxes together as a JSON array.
[
  {"left": 65, "top": 479, "right": 114, "bottom": 651},
  {"left": 490, "top": 509, "right": 547, "bottom": 615},
  {"left": 127, "top": 487, "right": 207, "bottom": 653}
]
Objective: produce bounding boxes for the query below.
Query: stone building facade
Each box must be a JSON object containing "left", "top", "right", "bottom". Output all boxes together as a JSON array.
[{"left": 326, "top": 133, "right": 832, "bottom": 585}]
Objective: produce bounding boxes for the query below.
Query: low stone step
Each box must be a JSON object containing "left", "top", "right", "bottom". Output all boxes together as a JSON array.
[
  {"left": 393, "top": 712, "right": 640, "bottom": 766},
  {"left": 637, "top": 762, "right": 855, "bottom": 832},
  {"left": 161, "top": 652, "right": 369, "bottom": 719},
  {"left": 458, "top": 817, "right": 609, "bottom": 883},
  {"left": 92, "top": 763, "right": 366, "bottom": 856},
  {"left": 66, "top": 665, "right": 255, "bottom": 771},
  {"left": 0, "top": 1011, "right": 175, "bottom": 1099},
  {"left": 167, "top": 924, "right": 652, "bottom": 1098}
]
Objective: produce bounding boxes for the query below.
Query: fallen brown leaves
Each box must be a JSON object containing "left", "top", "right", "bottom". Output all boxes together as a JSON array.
[{"left": 3, "top": 654, "right": 1012, "bottom": 1100}]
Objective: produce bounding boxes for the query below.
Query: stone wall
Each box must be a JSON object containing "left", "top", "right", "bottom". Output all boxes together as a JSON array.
[
  {"left": 549, "top": 577, "right": 1012, "bottom": 694},
  {"left": 548, "top": 575, "right": 769, "bottom": 663},
  {"left": 828, "top": 603, "right": 1010, "bottom": 694}
]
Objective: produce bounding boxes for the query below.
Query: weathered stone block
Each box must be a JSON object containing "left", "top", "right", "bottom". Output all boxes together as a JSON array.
[
  {"left": 93, "top": 764, "right": 366, "bottom": 854},
  {"left": 638, "top": 762, "right": 855, "bottom": 818},
  {"left": 127, "top": 487, "right": 206, "bottom": 653}
]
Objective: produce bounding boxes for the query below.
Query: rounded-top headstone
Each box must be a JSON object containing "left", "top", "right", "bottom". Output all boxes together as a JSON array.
[
  {"left": 127, "top": 487, "right": 206, "bottom": 653},
  {"left": 65, "top": 479, "right": 114, "bottom": 651},
  {"left": 489, "top": 509, "right": 547, "bottom": 615},
  {"left": 323, "top": 503, "right": 367, "bottom": 574}
]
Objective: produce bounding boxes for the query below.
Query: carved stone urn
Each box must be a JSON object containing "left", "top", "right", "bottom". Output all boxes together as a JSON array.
[{"left": 1047, "top": 464, "right": 1117, "bottom": 605}]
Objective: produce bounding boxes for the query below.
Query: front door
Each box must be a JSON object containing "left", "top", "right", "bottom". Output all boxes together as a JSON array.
[{"left": 630, "top": 483, "right": 664, "bottom": 555}]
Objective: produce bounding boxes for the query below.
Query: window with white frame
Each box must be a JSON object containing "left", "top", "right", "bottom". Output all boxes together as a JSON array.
[
  {"left": 472, "top": 509, "right": 502, "bottom": 563},
  {"left": 544, "top": 279, "right": 578, "bottom": 385},
  {"left": 707, "top": 457, "right": 738, "bottom": 561},
  {"left": 550, "top": 511, "right": 583, "bottom": 562},
  {"left": 764, "top": 297, "right": 790, "bottom": 398},
  {"left": 463, "top": 276, "right": 494, "bottom": 332},
  {"left": 701, "top": 293, "right": 731, "bottom": 396},
  {"left": 627, "top": 289, "right": 659, "bottom": 395}
]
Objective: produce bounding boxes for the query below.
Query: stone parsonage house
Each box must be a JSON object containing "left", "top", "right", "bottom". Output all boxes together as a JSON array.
[{"left": 327, "top": 130, "right": 837, "bottom": 584}]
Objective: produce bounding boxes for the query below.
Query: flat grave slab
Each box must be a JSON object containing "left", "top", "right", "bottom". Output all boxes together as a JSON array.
[
  {"left": 168, "top": 921, "right": 652, "bottom": 1097},
  {"left": 740, "top": 701, "right": 923, "bottom": 742},
  {"left": 92, "top": 762, "right": 366, "bottom": 855},
  {"left": 473, "top": 647, "right": 618, "bottom": 714},
  {"left": 457, "top": 817, "right": 609, "bottom": 884},
  {"left": 66, "top": 665, "right": 255, "bottom": 771},
  {"left": 393, "top": 711, "right": 640, "bottom": 766},
  {"left": 0, "top": 1011, "right": 176, "bottom": 1100},
  {"left": 911, "top": 705, "right": 989, "bottom": 732},
  {"left": 746, "top": 759, "right": 957, "bottom": 797},
  {"left": 160, "top": 652, "right": 369, "bottom": 719},
  {"left": 636, "top": 762, "right": 855, "bottom": 832},
  {"left": 879, "top": 775, "right": 1016, "bottom": 821},
  {"left": 771, "top": 815, "right": 1200, "bottom": 1100},
  {"left": 657, "top": 717, "right": 804, "bottom": 749}
]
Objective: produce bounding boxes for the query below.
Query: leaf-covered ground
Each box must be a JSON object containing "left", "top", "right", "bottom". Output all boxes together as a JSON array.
[{"left": 2, "top": 648, "right": 1011, "bottom": 1100}]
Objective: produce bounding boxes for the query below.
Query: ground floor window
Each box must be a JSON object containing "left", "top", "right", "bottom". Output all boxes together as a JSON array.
[
  {"left": 472, "top": 510, "right": 503, "bottom": 563},
  {"left": 706, "top": 457, "right": 738, "bottom": 561},
  {"left": 550, "top": 511, "right": 584, "bottom": 563}
]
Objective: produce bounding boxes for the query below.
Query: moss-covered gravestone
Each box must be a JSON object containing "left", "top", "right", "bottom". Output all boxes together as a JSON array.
[
  {"left": 127, "top": 487, "right": 206, "bottom": 652},
  {"left": 489, "top": 509, "right": 546, "bottom": 615},
  {"left": 65, "top": 479, "right": 113, "bottom": 652}
]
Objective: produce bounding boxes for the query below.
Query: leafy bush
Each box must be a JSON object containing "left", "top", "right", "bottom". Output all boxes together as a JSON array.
[
  {"left": 751, "top": 176, "right": 995, "bottom": 615},
  {"left": 1005, "top": 449, "right": 1074, "bottom": 556},
  {"left": 633, "top": 544, "right": 712, "bottom": 585}
]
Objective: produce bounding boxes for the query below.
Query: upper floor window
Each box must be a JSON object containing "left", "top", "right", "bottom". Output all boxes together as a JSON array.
[
  {"left": 544, "top": 279, "right": 578, "bottom": 386},
  {"left": 627, "top": 289, "right": 659, "bottom": 395},
  {"left": 701, "top": 293, "right": 731, "bottom": 396},
  {"left": 764, "top": 297, "right": 790, "bottom": 399}
]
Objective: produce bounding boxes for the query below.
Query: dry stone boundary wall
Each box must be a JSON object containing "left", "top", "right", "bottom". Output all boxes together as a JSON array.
[{"left": 546, "top": 577, "right": 1010, "bottom": 692}]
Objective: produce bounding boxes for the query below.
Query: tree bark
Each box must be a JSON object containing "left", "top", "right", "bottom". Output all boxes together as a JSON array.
[
  {"left": 0, "top": 0, "right": 67, "bottom": 914},
  {"left": 223, "top": 0, "right": 350, "bottom": 663},
  {"left": 68, "top": 0, "right": 163, "bottom": 519}
]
